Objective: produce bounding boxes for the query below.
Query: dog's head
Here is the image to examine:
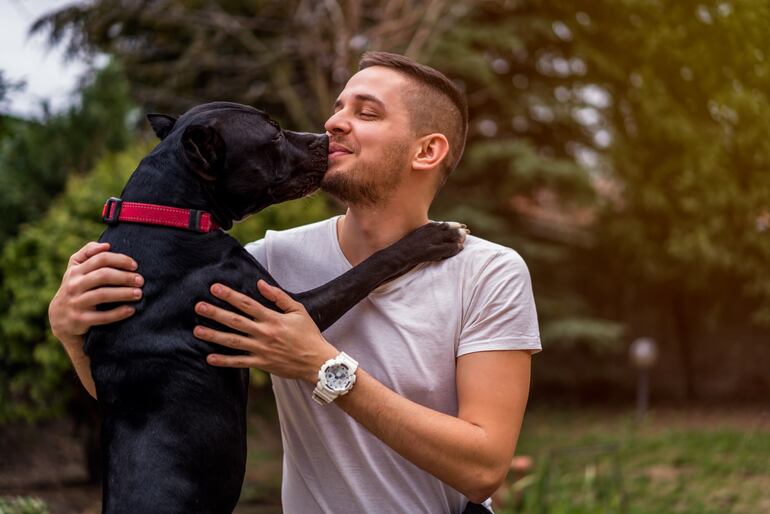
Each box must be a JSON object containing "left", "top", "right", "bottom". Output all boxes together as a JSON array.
[{"left": 147, "top": 102, "right": 328, "bottom": 226}]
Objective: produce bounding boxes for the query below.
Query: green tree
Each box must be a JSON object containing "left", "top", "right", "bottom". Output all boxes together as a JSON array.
[
  {"left": 33, "top": 0, "right": 470, "bottom": 131},
  {"left": 539, "top": 0, "right": 770, "bottom": 398},
  {"left": 0, "top": 62, "right": 135, "bottom": 245},
  {"left": 432, "top": 1, "right": 770, "bottom": 398},
  {"left": 428, "top": 1, "right": 622, "bottom": 353},
  {"left": 0, "top": 71, "right": 26, "bottom": 136}
]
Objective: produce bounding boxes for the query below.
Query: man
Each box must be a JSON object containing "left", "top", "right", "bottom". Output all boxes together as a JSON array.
[{"left": 49, "top": 52, "right": 541, "bottom": 513}]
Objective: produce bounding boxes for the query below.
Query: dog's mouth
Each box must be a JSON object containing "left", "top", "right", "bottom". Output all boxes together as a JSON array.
[
  {"left": 307, "top": 139, "right": 330, "bottom": 173},
  {"left": 232, "top": 135, "right": 328, "bottom": 219},
  {"left": 268, "top": 171, "right": 325, "bottom": 203}
]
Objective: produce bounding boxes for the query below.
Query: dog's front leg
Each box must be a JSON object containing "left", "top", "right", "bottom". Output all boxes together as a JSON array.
[{"left": 290, "top": 222, "right": 466, "bottom": 331}]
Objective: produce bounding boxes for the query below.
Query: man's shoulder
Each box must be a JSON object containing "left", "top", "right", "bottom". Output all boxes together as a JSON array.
[
  {"left": 458, "top": 234, "right": 528, "bottom": 272},
  {"left": 411, "top": 232, "right": 531, "bottom": 298}
]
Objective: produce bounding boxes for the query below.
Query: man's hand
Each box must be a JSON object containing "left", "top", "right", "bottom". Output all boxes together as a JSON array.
[
  {"left": 48, "top": 241, "right": 142, "bottom": 399},
  {"left": 194, "top": 281, "right": 531, "bottom": 503},
  {"left": 49, "top": 241, "right": 143, "bottom": 346},
  {"left": 193, "top": 280, "right": 338, "bottom": 382}
]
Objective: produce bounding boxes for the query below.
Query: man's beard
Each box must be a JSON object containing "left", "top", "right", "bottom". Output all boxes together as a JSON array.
[{"left": 321, "top": 141, "right": 409, "bottom": 207}]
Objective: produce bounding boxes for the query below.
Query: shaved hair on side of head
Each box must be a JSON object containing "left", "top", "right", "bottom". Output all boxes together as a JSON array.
[{"left": 358, "top": 51, "right": 468, "bottom": 189}]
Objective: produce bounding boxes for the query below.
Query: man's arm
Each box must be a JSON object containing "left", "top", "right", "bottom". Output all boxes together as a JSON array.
[
  {"left": 193, "top": 280, "right": 530, "bottom": 502},
  {"left": 48, "top": 241, "right": 144, "bottom": 399},
  {"left": 335, "top": 350, "right": 530, "bottom": 502},
  {"left": 57, "top": 334, "right": 97, "bottom": 399}
]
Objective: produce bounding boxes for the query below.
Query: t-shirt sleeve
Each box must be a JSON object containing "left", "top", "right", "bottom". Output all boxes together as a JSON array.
[
  {"left": 243, "top": 238, "right": 267, "bottom": 267},
  {"left": 457, "top": 249, "right": 542, "bottom": 357}
]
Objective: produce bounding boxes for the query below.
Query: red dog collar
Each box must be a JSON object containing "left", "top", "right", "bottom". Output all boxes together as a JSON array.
[{"left": 101, "top": 197, "right": 220, "bottom": 233}]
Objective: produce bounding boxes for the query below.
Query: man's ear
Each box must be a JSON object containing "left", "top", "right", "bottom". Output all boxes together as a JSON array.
[
  {"left": 412, "top": 133, "right": 449, "bottom": 172},
  {"left": 181, "top": 124, "right": 226, "bottom": 181},
  {"left": 146, "top": 113, "right": 177, "bottom": 140}
]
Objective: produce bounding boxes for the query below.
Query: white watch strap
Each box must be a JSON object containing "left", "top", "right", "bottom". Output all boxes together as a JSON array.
[
  {"left": 312, "top": 352, "right": 358, "bottom": 405},
  {"left": 312, "top": 386, "right": 337, "bottom": 405},
  {"left": 336, "top": 351, "right": 359, "bottom": 375}
]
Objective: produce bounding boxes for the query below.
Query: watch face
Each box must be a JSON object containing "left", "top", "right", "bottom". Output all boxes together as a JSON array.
[{"left": 325, "top": 363, "right": 350, "bottom": 391}]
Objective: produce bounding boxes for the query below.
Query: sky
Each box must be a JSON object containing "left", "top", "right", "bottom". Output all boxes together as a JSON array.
[{"left": 0, "top": 0, "right": 90, "bottom": 118}]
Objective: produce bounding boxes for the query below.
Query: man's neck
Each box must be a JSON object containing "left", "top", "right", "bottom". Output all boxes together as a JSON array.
[{"left": 337, "top": 202, "right": 429, "bottom": 266}]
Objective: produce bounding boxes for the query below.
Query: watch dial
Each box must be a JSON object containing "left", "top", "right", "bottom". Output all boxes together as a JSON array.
[{"left": 325, "top": 363, "right": 349, "bottom": 391}]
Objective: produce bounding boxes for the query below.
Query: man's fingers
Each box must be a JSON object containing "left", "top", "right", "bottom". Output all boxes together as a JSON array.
[
  {"left": 82, "top": 306, "right": 136, "bottom": 327},
  {"left": 195, "top": 301, "right": 258, "bottom": 334},
  {"left": 77, "top": 268, "right": 143, "bottom": 294},
  {"left": 206, "top": 353, "right": 263, "bottom": 369},
  {"left": 194, "top": 325, "right": 254, "bottom": 352},
  {"left": 210, "top": 283, "right": 277, "bottom": 322},
  {"left": 78, "top": 251, "right": 138, "bottom": 276},
  {"left": 76, "top": 287, "right": 142, "bottom": 309},
  {"left": 84, "top": 242, "right": 111, "bottom": 258},
  {"left": 257, "top": 280, "right": 301, "bottom": 313},
  {"left": 69, "top": 242, "right": 109, "bottom": 266}
]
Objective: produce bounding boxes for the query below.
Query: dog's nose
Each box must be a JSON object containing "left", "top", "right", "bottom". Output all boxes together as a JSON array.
[
  {"left": 285, "top": 131, "right": 328, "bottom": 155},
  {"left": 309, "top": 134, "right": 329, "bottom": 152}
]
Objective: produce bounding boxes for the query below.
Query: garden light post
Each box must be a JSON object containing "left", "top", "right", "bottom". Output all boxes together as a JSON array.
[{"left": 629, "top": 337, "right": 658, "bottom": 421}]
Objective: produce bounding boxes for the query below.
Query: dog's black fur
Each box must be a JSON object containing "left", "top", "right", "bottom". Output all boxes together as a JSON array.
[{"left": 85, "top": 102, "right": 464, "bottom": 514}]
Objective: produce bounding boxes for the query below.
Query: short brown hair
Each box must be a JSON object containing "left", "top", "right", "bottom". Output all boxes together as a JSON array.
[{"left": 358, "top": 51, "right": 468, "bottom": 186}]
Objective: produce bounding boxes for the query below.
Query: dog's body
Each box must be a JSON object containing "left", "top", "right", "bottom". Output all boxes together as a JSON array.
[{"left": 85, "top": 102, "right": 464, "bottom": 513}]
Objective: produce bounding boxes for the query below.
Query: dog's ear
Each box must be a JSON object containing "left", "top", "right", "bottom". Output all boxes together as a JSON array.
[
  {"left": 146, "top": 113, "right": 177, "bottom": 140},
  {"left": 181, "top": 124, "right": 226, "bottom": 181}
]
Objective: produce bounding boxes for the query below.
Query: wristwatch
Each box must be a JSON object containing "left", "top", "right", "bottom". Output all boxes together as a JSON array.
[{"left": 312, "top": 352, "right": 358, "bottom": 405}]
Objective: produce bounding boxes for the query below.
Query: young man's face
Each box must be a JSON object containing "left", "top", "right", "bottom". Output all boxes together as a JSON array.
[{"left": 322, "top": 66, "right": 416, "bottom": 206}]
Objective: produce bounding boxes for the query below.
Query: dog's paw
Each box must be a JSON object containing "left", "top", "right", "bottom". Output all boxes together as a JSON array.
[
  {"left": 405, "top": 220, "right": 470, "bottom": 262},
  {"left": 445, "top": 221, "right": 470, "bottom": 244}
]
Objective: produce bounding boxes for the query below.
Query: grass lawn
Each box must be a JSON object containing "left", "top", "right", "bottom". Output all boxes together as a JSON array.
[
  {"left": 497, "top": 408, "right": 770, "bottom": 514},
  {"left": 1, "top": 407, "right": 766, "bottom": 513}
]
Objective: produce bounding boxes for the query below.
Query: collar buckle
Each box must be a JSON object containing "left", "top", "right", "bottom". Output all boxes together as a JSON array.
[
  {"left": 188, "top": 209, "right": 205, "bottom": 233},
  {"left": 102, "top": 197, "right": 123, "bottom": 225}
]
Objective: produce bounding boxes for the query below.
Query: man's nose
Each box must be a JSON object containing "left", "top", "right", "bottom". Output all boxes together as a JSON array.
[{"left": 324, "top": 110, "right": 351, "bottom": 135}]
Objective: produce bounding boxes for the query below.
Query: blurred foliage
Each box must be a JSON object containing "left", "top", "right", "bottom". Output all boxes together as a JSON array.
[
  {"left": 0, "top": 497, "right": 49, "bottom": 514},
  {"left": 0, "top": 145, "right": 148, "bottom": 422},
  {"left": 540, "top": 317, "right": 624, "bottom": 353},
  {"left": 435, "top": 1, "right": 770, "bottom": 399},
  {"left": 531, "top": 0, "right": 770, "bottom": 398},
  {"left": 0, "top": 71, "right": 25, "bottom": 121},
  {"left": 0, "top": 62, "right": 135, "bottom": 246},
  {"left": 569, "top": 0, "right": 770, "bottom": 294},
  {"left": 0, "top": 141, "right": 332, "bottom": 423},
  {"left": 32, "top": 0, "right": 470, "bottom": 131},
  {"left": 228, "top": 193, "right": 335, "bottom": 246},
  {"left": 428, "top": 1, "right": 619, "bottom": 353}
]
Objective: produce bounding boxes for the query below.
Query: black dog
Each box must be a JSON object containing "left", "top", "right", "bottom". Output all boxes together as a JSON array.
[{"left": 84, "top": 102, "right": 465, "bottom": 513}]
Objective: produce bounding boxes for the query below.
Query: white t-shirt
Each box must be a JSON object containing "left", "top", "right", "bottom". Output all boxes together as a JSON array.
[{"left": 244, "top": 216, "right": 541, "bottom": 514}]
